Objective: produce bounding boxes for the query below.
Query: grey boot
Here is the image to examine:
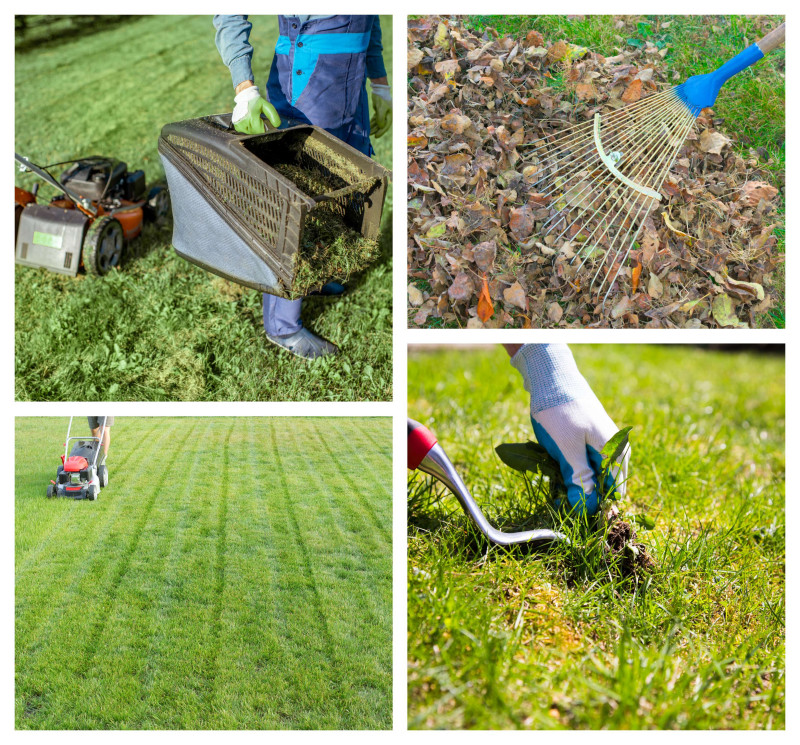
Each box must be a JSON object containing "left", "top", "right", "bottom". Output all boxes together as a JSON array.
[{"left": 265, "top": 328, "right": 339, "bottom": 360}]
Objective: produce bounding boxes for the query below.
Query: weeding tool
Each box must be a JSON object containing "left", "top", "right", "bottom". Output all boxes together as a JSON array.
[
  {"left": 523, "top": 22, "right": 785, "bottom": 303},
  {"left": 408, "top": 418, "right": 567, "bottom": 546}
]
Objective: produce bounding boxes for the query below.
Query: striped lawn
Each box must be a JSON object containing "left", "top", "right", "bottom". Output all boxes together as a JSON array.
[{"left": 16, "top": 417, "right": 392, "bottom": 729}]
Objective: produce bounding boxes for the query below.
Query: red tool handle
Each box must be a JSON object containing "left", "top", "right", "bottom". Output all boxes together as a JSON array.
[{"left": 408, "top": 418, "right": 437, "bottom": 470}]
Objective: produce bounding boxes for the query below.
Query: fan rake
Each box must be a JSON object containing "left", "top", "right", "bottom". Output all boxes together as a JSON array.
[{"left": 522, "top": 22, "right": 785, "bottom": 305}]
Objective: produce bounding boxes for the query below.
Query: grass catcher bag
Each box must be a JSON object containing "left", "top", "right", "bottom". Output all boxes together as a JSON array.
[{"left": 158, "top": 114, "right": 389, "bottom": 298}]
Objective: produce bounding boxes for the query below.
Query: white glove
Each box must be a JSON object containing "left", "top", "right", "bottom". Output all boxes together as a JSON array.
[{"left": 510, "top": 344, "right": 630, "bottom": 515}]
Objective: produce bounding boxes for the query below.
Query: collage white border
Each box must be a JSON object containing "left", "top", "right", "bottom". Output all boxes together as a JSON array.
[{"left": 7, "top": 0, "right": 793, "bottom": 739}]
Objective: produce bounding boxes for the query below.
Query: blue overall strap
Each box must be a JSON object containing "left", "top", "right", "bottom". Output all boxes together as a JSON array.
[{"left": 275, "top": 31, "right": 371, "bottom": 106}]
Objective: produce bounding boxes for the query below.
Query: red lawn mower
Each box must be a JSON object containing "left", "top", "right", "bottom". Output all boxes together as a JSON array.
[
  {"left": 15, "top": 152, "right": 169, "bottom": 276},
  {"left": 47, "top": 417, "right": 109, "bottom": 501}
]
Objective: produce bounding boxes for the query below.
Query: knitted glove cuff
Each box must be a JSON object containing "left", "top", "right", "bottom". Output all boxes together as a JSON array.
[{"left": 510, "top": 344, "right": 594, "bottom": 415}]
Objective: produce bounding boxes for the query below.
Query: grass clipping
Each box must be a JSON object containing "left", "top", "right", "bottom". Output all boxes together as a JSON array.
[
  {"left": 496, "top": 427, "right": 656, "bottom": 577},
  {"left": 273, "top": 162, "right": 380, "bottom": 298}
]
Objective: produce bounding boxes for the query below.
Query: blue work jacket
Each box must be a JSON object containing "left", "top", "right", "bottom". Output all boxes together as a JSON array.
[{"left": 214, "top": 15, "right": 386, "bottom": 156}]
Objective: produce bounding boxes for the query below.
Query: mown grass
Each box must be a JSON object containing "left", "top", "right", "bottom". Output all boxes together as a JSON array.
[
  {"left": 15, "top": 15, "right": 393, "bottom": 401},
  {"left": 461, "top": 15, "right": 785, "bottom": 326},
  {"left": 16, "top": 417, "right": 392, "bottom": 729},
  {"left": 408, "top": 345, "right": 784, "bottom": 729}
]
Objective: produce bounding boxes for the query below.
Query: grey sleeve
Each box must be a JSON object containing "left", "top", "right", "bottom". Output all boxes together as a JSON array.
[{"left": 213, "top": 14, "right": 255, "bottom": 88}]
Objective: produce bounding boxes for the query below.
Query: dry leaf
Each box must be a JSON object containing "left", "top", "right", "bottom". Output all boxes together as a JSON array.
[
  {"left": 631, "top": 259, "right": 642, "bottom": 294},
  {"left": 740, "top": 181, "right": 778, "bottom": 207},
  {"left": 477, "top": 273, "right": 494, "bottom": 322},
  {"left": 473, "top": 240, "right": 497, "bottom": 272},
  {"left": 547, "top": 302, "right": 563, "bottom": 323},
  {"left": 621, "top": 79, "right": 643, "bottom": 103},
  {"left": 447, "top": 272, "right": 474, "bottom": 303},
  {"left": 611, "top": 295, "right": 633, "bottom": 319},
  {"left": 699, "top": 130, "right": 731, "bottom": 155},
  {"left": 503, "top": 281, "right": 528, "bottom": 311},
  {"left": 407, "top": 284, "right": 424, "bottom": 307},
  {"left": 711, "top": 294, "right": 748, "bottom": 328},
  {"left": 647, "top": 272, "right": 663, "bottom": 299},
  {"left": 509, "top": 205, "right": 535, "bottom": 241},
  {"left": 440, "top": 112, "right": 472, "bottom": 134}
]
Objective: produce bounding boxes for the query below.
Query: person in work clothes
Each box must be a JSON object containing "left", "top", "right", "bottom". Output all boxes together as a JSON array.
[{"left": 214, "top": 15, "right": 391, "bottom": 360}]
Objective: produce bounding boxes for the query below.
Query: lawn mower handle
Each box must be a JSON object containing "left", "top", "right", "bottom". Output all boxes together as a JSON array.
[
  {"left": 408, "top": 418, "right": 567, "bottom": 547},
  {"left": 15, "top": 152, "right": 97, "bottom": 215}
]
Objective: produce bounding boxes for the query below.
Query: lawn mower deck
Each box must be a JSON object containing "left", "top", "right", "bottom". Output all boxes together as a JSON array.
[{"left": 15, "top": 153, "right": 170, "bottom": 277}]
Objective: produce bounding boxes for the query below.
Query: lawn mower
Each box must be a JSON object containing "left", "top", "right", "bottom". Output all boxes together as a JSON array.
[
  {"left": 47, "top": 416, "right": 109, "bottom": 501},
  {"left": 15, "top": 152, "right": 170, "bottom": 276},
  {"left": 408, "top": 418, "right": 567, "bottom": 546}
]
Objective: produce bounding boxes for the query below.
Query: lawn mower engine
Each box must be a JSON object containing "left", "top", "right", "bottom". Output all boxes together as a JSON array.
[
  {"left": 49, "top": 440, "right": 107, "bottom": 501},
  {"left": 15, "top": 153, "right": 170, "bottom": 277}
]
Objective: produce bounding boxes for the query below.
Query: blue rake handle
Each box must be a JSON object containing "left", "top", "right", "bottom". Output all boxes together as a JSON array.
[{"left": 678, "top": 22, "right": 785, "bottom": 114}]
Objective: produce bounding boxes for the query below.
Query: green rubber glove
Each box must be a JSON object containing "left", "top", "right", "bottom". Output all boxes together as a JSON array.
[
  {"left": 232, "top": 85, "right": 281, "bottom": 134},
  {"left": 370, "top": 83, "right": 392, "bottom": 138}
]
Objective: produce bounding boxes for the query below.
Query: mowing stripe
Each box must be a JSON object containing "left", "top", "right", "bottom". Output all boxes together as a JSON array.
[
  {"left": 313, "top": 423, "right": 391, "bottom": 545},
  {"left": 201, "top": 418, "right": 233, "bottom": 718},
  {"left": 130, "top": 418, "right": 217, "bottom": 725},
  {"left": 16, "top": 421, "right": 180, "bottom": 656},
  {"left": 72, "top": 421, "right": 199, "bottom": 679},
  {"left": 278, "top": 421, "right": 391, "bottom": 726},
  {"left": 14, "top": 419, "right": 159, "bottom": 580},
  {"left": 268, "top": 421, "right": 347, "bottom": 722}
]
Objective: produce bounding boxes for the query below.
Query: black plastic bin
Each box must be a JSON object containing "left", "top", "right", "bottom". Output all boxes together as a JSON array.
[{"left": 158, "top": 114, "right": 389, "bottom": 297}]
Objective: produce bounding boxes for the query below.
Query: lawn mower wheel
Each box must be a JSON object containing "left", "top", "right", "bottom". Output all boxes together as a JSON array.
[
  {"left": 83, "top": 216, "right": 123, "bottom": 276},
  {"left": 46, "top": 483, "right": 55, "bottom": 498},
  {"left": 98, "top": 465, "right": 108, "bottom": 488}
]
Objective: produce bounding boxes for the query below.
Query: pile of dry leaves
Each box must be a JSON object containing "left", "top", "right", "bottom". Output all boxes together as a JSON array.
[{"left": 407, "top": 16, "right": 783, "bottom": 328}]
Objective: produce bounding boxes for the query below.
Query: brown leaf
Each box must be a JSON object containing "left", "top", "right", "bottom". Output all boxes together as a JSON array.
[
  {"left": 407, "top": 283, "right": 424, "bottom": 307},
  {"left": 407, "top": 46, "right": 424, "bottom": 72},
  {"left": 477, "top": 274, "right": 494, "bottom": 322},
  {"left": 611, "top": 295, "right": 633, "bottom": 319},
  {"left": 547, "top": 301, "right": 563, "bottom": 323},
  {"left": 440, "top": 112, "right": 472, "bottom": 134},
  {"left": 621, "top": 79, "right": 643, "bottom": 103},
  {"left": 407, "top": 134, "right": 428, "bottom": 148},
  {"left": 503, "top": 281, "right": 528, "bottom": 311},
  {"left": 441, "top": 153, "right": 471, "bottom": 176},
  {"left": 473, "top": 240, "right": 497, "bottom": 272},
  {"left": 525, "top": 30, "right": 544, "bottom": 47},
  {"left": 647, "top": 272, "right": 663, "bottom": 299},
  {"left": 547, "top": 40, "right": 568, "bottom": 62},
  {"left": 447, "top": 272, "right": 474, "bottom": 303},
  {"left": 698, "top": 129, "right": 731, "bottom": 155},
  {"left": 509, "top": 205, "right": 535, "bottom": 241},
  {"left": 740, "top": 181, "right": 778, "bottom": 207},
  {"left": 631, "top": 259, "right": 642, "bottom": 294}
]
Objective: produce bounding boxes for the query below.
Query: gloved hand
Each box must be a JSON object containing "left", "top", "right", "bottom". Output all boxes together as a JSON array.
[
  {"left": 510, "top": 344, "right": 630, "bottom": 516},
  {"left": 232, "top": 85, "right": 281, "bottom": 134},
  {"left": 369, "top": 82, "right": 392, "bottom": 138}
]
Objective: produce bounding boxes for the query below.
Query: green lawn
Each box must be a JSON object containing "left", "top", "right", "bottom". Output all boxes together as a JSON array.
[
  {"left": 408, "top": 345, "right": 785, "bottom": 729},
  {"left": 16, "top": 417, "right": 392, "bottom": 729},
  {"left": 15, "top": 15, "right": 393, "bottom": 401}
]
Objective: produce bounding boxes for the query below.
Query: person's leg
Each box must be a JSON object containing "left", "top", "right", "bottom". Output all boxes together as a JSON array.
[
  {"left": 262, "top": 293, "right": 338, "bottom": 359},
  {"left": 262, "top": 294, "right": 303, "bottom": 337}
]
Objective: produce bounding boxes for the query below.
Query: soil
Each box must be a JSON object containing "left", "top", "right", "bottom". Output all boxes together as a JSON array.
[{"left": 606, "top": 519, "right": 656, "bottom": 577}]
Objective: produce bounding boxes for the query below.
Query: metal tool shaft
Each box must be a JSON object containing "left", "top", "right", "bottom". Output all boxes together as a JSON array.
[{"left": 408, "top": 419, "right": 566, "bottom": 546}]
